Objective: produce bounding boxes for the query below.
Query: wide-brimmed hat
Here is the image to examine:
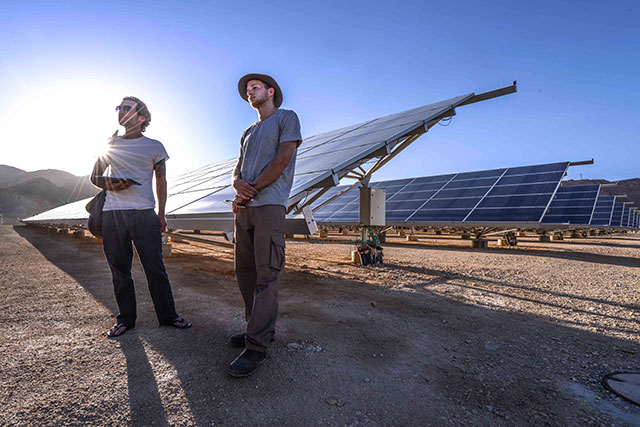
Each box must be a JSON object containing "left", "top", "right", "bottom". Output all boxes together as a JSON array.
[{"left": 238, "top": 73, "right": 283, "bottom": 108}]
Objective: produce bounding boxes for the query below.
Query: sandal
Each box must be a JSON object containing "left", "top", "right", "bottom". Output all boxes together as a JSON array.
[
  {"left": 107, "top": 323, "right": 132, "bottom": 338},
  {"left": 172, "top": 317, "right": 192, "bottom": 329}
]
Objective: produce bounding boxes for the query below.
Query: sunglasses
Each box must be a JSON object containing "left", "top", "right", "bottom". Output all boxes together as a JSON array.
[{"left": 115, "top": 105, "right": 136, "bottom": 113}]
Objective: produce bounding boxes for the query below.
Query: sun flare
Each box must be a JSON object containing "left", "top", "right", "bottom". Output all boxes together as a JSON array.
[{"left": 0, "top": 80, "right": 127, "bottom": 175}]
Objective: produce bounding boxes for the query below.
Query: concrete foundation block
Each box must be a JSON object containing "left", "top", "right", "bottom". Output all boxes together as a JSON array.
[
  {"left": 496, "top": 238, "right": 510, "bottom": 246},
  {"left": 471, "top": 239, "right": 488, "bottom": 249},
  {"left": 351, "top": 250, "right": 362, "bottom": 265}
]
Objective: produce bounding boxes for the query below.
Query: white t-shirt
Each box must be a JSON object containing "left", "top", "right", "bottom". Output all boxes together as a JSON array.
[{"left": 103, "top": 136, "right": 169, "bottom": 211}]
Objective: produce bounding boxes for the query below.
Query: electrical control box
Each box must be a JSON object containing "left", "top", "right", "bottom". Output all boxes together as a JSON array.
[{"left": 359, "top": 187, "right": 386, "bottom": 226}]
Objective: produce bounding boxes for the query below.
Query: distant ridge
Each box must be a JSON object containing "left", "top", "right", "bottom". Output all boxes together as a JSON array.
[{"left": 0, "top": 165, "right": 98, "bottom": 224}]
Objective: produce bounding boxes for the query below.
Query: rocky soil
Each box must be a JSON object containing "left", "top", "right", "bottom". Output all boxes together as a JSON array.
[{"left": 1, "top": 225, "right": 639, "bottom": 426}]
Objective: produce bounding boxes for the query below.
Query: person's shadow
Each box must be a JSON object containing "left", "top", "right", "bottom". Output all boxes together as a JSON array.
[{"left": 13, "top": 225, "right": 238, "bottom": 425}]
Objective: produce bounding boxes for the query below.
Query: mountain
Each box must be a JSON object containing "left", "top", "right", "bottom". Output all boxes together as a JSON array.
[
  {"left": 0, "top": 165, "right": 99, "bottom": 224},
  {"left": 0, "top": 165, "right": 29, "bottom": 186}
]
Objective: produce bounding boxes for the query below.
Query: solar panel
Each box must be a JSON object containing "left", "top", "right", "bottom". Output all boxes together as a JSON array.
[
  {"left": 611, "top": 201, "right": 624, "bottom": 227},
  {"left": 590, "top": 195, "right": 616, "bottom": 226},
  {"left": 541, "top": 185, "right": 600, "bottom": 225},
  {"left": 20, "top": 83, "right": 519, "bottom": 231},
  {"left": 622, "top": 207, "right": 631, "bottom": 227},
  {"left": 164, "top": 93, "right": 476, "bottom": 219},
  {"left": 461, "top": 162, "right": 568, "bottom": 223},
  {"left": 21, "top": 197, "right": 93, "bottom": 226},
  {"left": 312, "top": 161, "right": 570, "bottom": 226}
]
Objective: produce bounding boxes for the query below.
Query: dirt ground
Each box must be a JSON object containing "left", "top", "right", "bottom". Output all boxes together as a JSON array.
[{"left": 1, "top": 224, "right": 639, "bottom": 426}]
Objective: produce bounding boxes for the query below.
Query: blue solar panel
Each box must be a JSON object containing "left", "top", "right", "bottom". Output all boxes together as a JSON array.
[
  {"left": 412, "top": 174, "right": 456, "bottom": 184},
  {"left": 496, "top": 171, "right": 564, "bottom": 186},
  {"left": 487, "top": 182, "right": 559, "bottom": 197},
  {"left": 541, "top": 184, "right": 599, "bottom": 225},
  {"left": 464, "top": 207, "right": 546, "bottom": 223},
  {"left": 407, "top": 209, "right": 470, "bottom": 222},
  {"left": 476, "top": 194, "right": 555, "bottom": 208},
  {"left": 311, "top": 161, "right": 571, "bottom": 225},
  {"left": 465, "top": 164, "right": 564, "bottom": 222},
  {"left": 611, "top": 202, "right": 624, "bottom": 227},
  {"left": 622, "top": 207, "right": 630, "bottom": 227},
  {"left": 590, "top": 195, "right": 615, "bottom": 226},
  {"left": 433, "top": 187, "right": 493, "bottom": 198},
  {"left": 454, "top": 169, "right": 506, "bottom": 180},
  {"left": 503, "top": 162, "right": 568, "bottom": 175},
  {"left": 420, "top": 197, "right": 484, "bottom": 210},
  {"left": 442, "top": 177, "right": 499, "bottom": 189}
]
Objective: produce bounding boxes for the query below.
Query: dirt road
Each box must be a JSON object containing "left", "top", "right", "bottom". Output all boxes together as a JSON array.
[{"left": 1, "top": 225, "right": 639, "bottom": 426}]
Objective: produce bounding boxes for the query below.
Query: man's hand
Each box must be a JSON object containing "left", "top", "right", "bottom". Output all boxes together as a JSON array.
[
  {"left": 105, "top": 179, "right": 133, "bottom": 192},
  {"left": 232, "top": 194, "right": 249, "bottom": 214},
  {"left": 233, "top": 179, "right": 258, "bottom": 200},
  {"left": 158, "top": 212, "right": 167, "bottom": 232}
]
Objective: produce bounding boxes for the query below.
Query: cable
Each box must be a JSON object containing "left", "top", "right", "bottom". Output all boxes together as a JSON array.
[{"left": 438, "top": 116, "right": 453, "bottom": 126}]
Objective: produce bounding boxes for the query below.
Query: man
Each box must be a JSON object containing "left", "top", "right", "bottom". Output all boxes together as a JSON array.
[
  {"left": 228, "top": 73, "right": 301, "bottom": 377},
  {"left": 91, "top": 96, "right": 191, "bottom": 338}
]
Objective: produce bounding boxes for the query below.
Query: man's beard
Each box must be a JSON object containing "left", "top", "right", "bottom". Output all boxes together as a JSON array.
[{"left": 249, "top": 95, "right": 268, "bottom": 109}]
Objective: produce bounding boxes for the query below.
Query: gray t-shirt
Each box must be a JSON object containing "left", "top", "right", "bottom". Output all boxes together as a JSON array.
[
  {"left": 238, "top": 109, "right": 302, "bottom": 207},
  {"left": 103, "top": 136, "right": 169, "bottom": 211}
]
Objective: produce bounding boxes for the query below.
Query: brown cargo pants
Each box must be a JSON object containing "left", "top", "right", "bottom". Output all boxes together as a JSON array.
[{"left": 234, "top": 204, "right": 286, "bottom": 352}]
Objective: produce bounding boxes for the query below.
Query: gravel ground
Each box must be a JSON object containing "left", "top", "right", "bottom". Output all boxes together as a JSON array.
[{"left": 1, "top": 225, "right": 639, "bottom": 426}]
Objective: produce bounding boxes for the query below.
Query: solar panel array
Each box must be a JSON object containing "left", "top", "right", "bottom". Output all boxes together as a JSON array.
[
  {"left": 541, "top": 185, "right": 599, "bottom": 225},
  {"left": 611, "top": 201, "right": 624, "bottom": 227},
  {"left": 165, "top": 93, "right": 475, "bottom": 218},
  {"left": 629, "top": 208, "right": 639, "bottom": 228},
  {"left": 22, "top": 92, "right": 477, "bottom": 226},
  {"left": 313, "top": 162, "right": 570, "bottom": 225},
  {"left": 22, "top": 197, "right": 92, "bottom": 223},
  {"left": 622, "top": 206, "right": 639, "bottom": 228},
  {"left": 590, "top": 195, "right": 616, "bottom": 226}
]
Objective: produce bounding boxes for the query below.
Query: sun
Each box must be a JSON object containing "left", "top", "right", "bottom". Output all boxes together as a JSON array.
[{"left": 0, "top": 80, "right": 124, "bottom": 176}]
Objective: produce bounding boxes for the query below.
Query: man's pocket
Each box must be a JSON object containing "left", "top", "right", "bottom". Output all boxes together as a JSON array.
[{"left": 269, "top": 232, "right": 286, "bottom": 271}]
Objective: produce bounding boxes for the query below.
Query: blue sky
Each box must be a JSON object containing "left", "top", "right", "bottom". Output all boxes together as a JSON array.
[{"left": 1, "top": 0, "right": 638, "bottom": 182}]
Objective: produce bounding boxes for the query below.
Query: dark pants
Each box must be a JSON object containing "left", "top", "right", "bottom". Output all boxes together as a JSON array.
[
  {"left": 102, "top": 209, "right": 178, "bottom": 327},
  {"left": 234, "top": 205, "right": 286, "bottom": 352}
]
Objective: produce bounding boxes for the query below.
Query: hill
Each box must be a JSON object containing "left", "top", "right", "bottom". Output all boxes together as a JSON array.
[{"left": 0, "top": 165, "right": 98, "bottom": 224}]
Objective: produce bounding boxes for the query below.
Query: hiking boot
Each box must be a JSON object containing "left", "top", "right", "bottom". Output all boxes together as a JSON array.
[
  {"left": 229, "top": 332, "right": 246, "bottom": 348},
  {"left": 227, "top": 349, "right": 266, "bottom": 377}
]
